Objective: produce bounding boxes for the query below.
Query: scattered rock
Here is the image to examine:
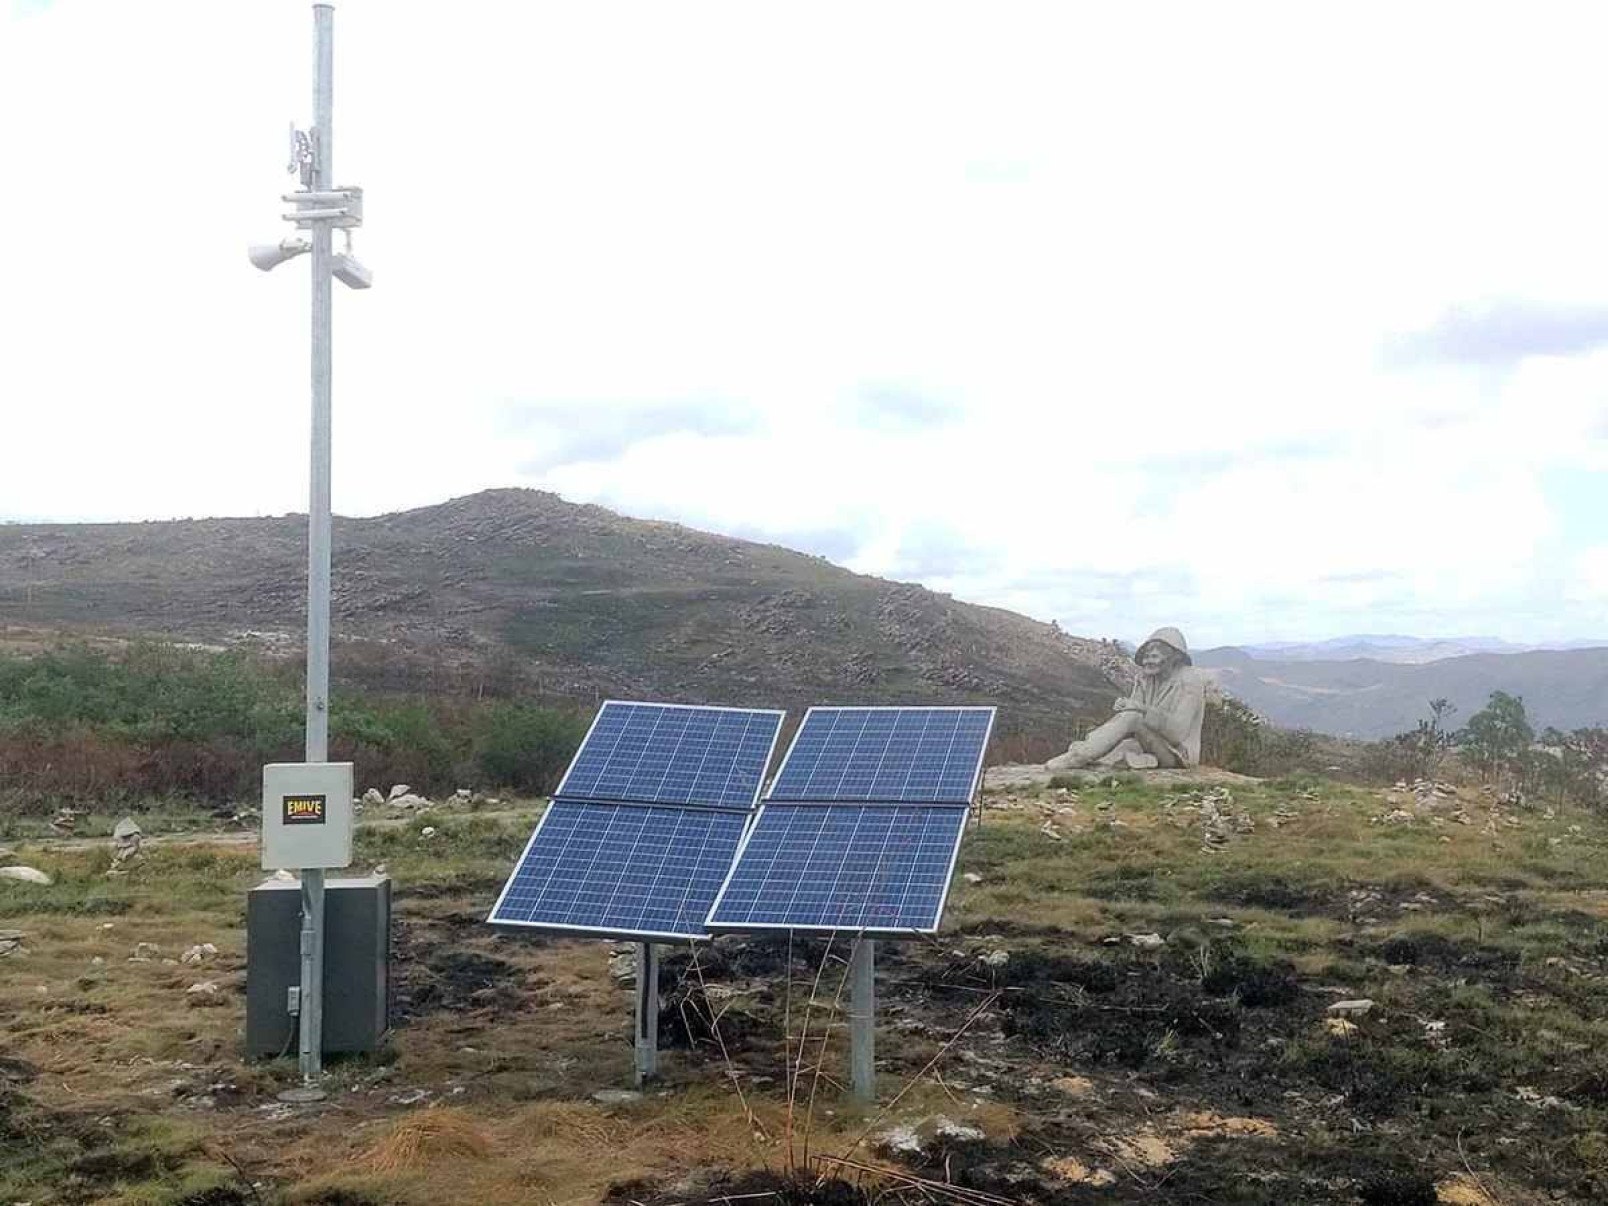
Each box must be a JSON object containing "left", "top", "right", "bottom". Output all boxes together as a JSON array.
[
  {"left": 1050, "top": 1075, "right": 1095, "bottom": 1097},
  {"left": 108, "top": 817, "right": 144, "bottom": 873},
  {"left": 1104, "top": 1131, "right": 1177, "bottom": 1168},
  {"left": 1127, "top": 932, "right": 1166, "bottom": 951},
  {"left": 130, "top": 942, "right": 161, "bottom": 961},
  {"left": 979, "top": 949, "right": 1009, "bottom": 969},
  {"left": 0, "top": 930, "right": 24, "bottom": 957},
  {"left": 873, "top": 1125, "right": 923, "bottom": 1156},
  {"left": 1327, "top": 999, "right": 1375, "bottom": 1018},
  {"left": 962, "top": 872, "right": 984, "bottom": 885},
  {"left": 0, "top": 866, "right": 53, "bottom": 886},
  {"left": 933, "top": 1117, "right": 985, "bottom": 1142},
  {"left": 1042, "top": 1156, "right": 1117, "bottom": 1186},
  {"left": 420, "top": 826, "right": 438, "bottom": 839},
  {"left": 1177, "top": 1111, "right": 1278, "bottom": 1139},
  {"left": 392, "top": 793, "right": 431, "bottom": 810},
  {"left": 186, "top": 981, "right": 219, "bottom": 997},
  {"left": 180, "top": 943, "right": 218, "bottom": 966},
  {"left": 388, "top": 784, "right": 413, "bottom": 801},
  {"left": 452, "top": 788, "right": 472, "bottom": 803},
  {"left": 591, "top": 1089, "right": 642, "bottom": 1105},
  {"left": 362, "top": 788, "right": 386, "bottom": 807},
  {"left": 1435, "top": 1174, "right": 1499, "bottom": 1206},
  {"left": 609, "top": 952, "right": 635, "bottom": 981}
]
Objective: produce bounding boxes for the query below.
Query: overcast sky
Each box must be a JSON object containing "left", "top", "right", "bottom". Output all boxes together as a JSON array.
[{"left": 3, "top": 1, "right": 1606, "bottom": 648}]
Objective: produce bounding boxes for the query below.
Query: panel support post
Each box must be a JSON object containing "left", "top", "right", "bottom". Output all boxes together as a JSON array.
[
  {"left": 850, "top": 937, "right": 875, "bottom": 1103},
  {"left": 634, "top": 942, "right": 659, "bottom": 1086}
]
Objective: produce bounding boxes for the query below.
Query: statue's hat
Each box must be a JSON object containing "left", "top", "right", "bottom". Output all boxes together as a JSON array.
[{"left": 1138, "top": 626, "right": 1191, "bottom": 665}]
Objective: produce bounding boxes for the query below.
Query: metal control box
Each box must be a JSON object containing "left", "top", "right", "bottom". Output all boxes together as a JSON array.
[
  {"left": 261, "top": 762, "right": 354, "bottom": 870},
  {"left": 245, "top": 875, "right": 391, "bottom": 1057}
]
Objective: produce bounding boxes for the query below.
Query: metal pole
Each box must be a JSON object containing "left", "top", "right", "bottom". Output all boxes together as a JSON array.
[
  {"left": 850, "top": 938, "right": 875, "bottom": 1102},
  {"left": 634, "top": 942, "right": 659, "bottom": 1085},
  {"left": 298, "top": 1, "right": 336, "bottom": 1089}
]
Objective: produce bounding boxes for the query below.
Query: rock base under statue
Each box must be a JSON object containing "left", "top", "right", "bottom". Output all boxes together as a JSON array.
[{"left": 984, "top": 763, "right": 1259, "bottom": 791}]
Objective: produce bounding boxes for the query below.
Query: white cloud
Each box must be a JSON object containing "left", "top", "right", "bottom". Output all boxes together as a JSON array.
[{"left": 3, "top": 1, "right": 1608, "bottom": 646}]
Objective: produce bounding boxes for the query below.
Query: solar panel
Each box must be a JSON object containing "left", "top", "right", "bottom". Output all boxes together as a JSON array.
[
  {"left": 488, "top": 801, "right": 750, "bottom": 940},
  {"left": 765, "top": 706, "right": 995, "bottom": 805},
  {"left": 555, "top": 701, "right": 783, "bottom": 809},
  {"left": 706, "top": 803, "right": 968, "bottom": 934}
]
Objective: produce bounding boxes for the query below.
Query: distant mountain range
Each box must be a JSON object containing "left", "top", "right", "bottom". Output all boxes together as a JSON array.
[
  {"left": 1196, "top": 644, "right": 1608, "bottom": 739},
  {"left": 1216, "top": 635, "right": 1608, "bottom": 665}
]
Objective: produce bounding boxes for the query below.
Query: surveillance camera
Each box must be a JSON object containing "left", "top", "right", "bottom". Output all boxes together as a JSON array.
[
  {"left": 248, "top": 239, "right": 311, "bottom": 272},
  {"left": 332, "top": 253, "right": 373, "bottom": 290}
]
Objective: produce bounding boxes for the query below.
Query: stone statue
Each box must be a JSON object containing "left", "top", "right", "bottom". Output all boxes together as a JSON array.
[{"left": 1047, "top": 627, "right": 1206, "bottom": 770}]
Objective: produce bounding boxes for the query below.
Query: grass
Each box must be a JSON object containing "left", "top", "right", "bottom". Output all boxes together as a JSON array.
[{"left": 3, "top": 774, "right": 1608, "bottom": 1201}]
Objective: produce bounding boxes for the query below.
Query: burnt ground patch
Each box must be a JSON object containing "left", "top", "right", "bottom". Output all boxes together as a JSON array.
[
  {"left": 1361, "top": 931, "right": 1520, "bottom": 975},
  {"left": 1202, "top": 872, "right": 1336, "bottom": 913},
  {"left": 602, "top": 1169, "right": 873, "bottom": 1205},
  {"left": 656, "top": 981, "right": 765, "bottom": 1055},
  {"left": 393, "top": 919, "right": 529, "bottom": 1019},
  {"left": 986, "top": 941, "right": 1303, "bottom": 1072}
]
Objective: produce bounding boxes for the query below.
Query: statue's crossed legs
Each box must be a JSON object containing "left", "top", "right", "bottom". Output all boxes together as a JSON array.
[{"left": 1046, "top": 707, "right": 1183, "bottom": 772}]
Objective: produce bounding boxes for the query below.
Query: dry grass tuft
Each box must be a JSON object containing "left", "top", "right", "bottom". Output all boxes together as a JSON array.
[{"left": 359, "top": 1106, "right": 492, "bottom": 1173}]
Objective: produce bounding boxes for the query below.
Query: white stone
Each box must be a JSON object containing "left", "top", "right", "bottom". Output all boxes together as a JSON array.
[
  {"left": 1127, "top": 932, "right": 1166, "bottom": 951},
  {"left": 1327, "top": 999, "right": 1375, "bottom": 1017},
  {"left": 963, "top": 872, "right": 984, "bottom": 885},
  {"left": 0, "top": 866, "right": 52, "bottom": 885},
  {"left": 362, "top": 788, "right": 386, "bottom": 807},
  {"left": 874, "top": 1125, "right": 923, "bottom": 1156},
  {"left": 933, "top": 1117, "right": 985, "bottom": 1142},
  {"left": 420, "top": 826, "right": 438, "bottom": 839},
  {"left": 979, "top": 949, "right": 1009, "bottom": 968},
  {"left": 388, "top": 784, "right": 412, "bottom": 801},
  {"left": 187, "top": 981, "right": 219, "bottom": 996},
  {"left": 181, "top": 943, "right": 218, "bottom": 966}
]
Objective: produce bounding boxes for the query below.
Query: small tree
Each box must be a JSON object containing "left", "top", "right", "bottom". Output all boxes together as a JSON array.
[{"left": 1458, "top": 691, "right": 1533, "bottom": 789}]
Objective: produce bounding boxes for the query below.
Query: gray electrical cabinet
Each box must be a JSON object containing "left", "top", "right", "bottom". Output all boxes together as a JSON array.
[{"left": 246, "top": 875, "right": 391, "bottom": 1058}]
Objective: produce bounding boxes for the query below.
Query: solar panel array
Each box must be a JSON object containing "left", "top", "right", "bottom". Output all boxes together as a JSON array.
[
  {"left": 708, "top": 705, "right": 995, "bottom": 935},
  {"left": 489, "top": 701, "right": 994, "bottom": 942},
  {"left": 767, "top": 707, "right": 994, "bottom": 804},
  {"left": 557, "top": 701, "right": 782, "bottom": 809},
  {"left": 488, "top": 702, "right": 783, "bottom": 940}
]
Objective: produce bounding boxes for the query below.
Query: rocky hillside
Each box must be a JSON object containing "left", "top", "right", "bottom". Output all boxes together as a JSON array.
[{"left": 0, "top": 490, "right": 1118, "bottom": 743}]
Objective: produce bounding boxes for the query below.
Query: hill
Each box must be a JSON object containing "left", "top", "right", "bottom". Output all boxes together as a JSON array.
[
  {"left": 1196, "top": 644, "right": 1608, "bottom": 738},
  {"left": 0, "top": 489, "right": 1118, "bottom": 744}
]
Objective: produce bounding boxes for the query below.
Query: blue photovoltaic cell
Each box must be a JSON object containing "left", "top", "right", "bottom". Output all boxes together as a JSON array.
[
  {"left": 489, "top": 801, "right": 749, "bottom": 938},
  {"left": 556, "top": 702, "right": 782, "bottom": 809},
  {"left": 706, "top": 804, "right": 968, "bottom": 933},
  {"left": 766, "top": 707, "right": 995, "bottom": 805}
]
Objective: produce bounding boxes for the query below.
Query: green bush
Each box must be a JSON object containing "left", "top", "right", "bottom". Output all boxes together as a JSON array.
[
  {"left": 475, "top": 703, "right": 590, "bottom": 794},
  {"left": 0, "top": 643, "right": 585, "bottom": 808}
]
